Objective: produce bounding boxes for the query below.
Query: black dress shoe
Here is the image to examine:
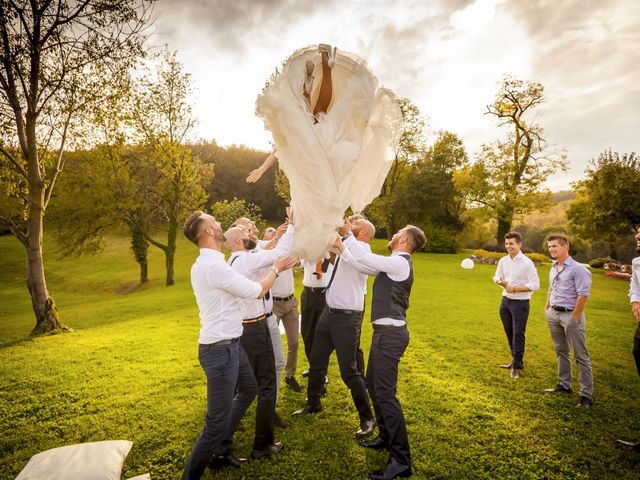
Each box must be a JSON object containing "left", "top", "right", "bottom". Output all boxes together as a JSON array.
[
  {"left": 359, "top": 436, "right": 388, "bottom": 450},
  {"left": 356, "top": 419, "right": 376, "bottom": 439},
  {"left": 208, "top": 454, "right": 247, "bottom": 470},
  {"left": 285, "top": 375, "right": 302, "bottom": 392},
  {"left": 544, "top": 384, "right": 572, "bottom": 394},
  {"left": 292, "top": 403, "right": 322, "bottom": 416},
  {"left": 274, "top": 411, "right": 289, "bottom": 428},
  {"left": 576, "top": 396, "right": 592, "bottom": 408},
  {"left": 369, "top": 458, "right": 412, "bottom": 479},
  {"left": 250, "top": 441, "right": 284, "bottom": 459}
]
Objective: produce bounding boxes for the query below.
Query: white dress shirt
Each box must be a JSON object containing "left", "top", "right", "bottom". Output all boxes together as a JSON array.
[
  {"left": 493, "top": 251, "right": 540, "bottom": 300},
  {"left": 326, "top": 239, "right": 377, "bottom": 311},
  {"left": 228, "top": 224, "right": 294, "bottom": 319},
  {"left": 342, "top": 236, "right": 410, "bottom": 325},
  {"left": 191, "top": 248, "right": 262, "bottom": 344},
  {"left": 302, "top": 260, "right": 333, "bottom": 288},
  {"left": 271, "top": 269, "right": 294, "bottom": 297},
  {"left": 630, "top": 257, "right": 640, "bottom": 303}
]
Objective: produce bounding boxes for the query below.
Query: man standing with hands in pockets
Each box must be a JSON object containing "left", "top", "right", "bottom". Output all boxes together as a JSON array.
[{"left": 544, "top": 234, "right": 594, "bottom": 409}]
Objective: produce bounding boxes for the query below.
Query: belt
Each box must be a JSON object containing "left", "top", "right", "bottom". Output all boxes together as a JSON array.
[
  {"left": 304, "top": 286, "right": 326, "bottom": 293},
  {"left": 210, "top": 337, "right": 240, "bottom": 346},
  {"left": 551, "top": 305, "right": 574, "bottom": 312},
  {"left": 243, "top": 313, "right": 269, "bottom": 324},
  {"left": 273, "top": 293, "right": 295, "bottom": 301},
  {"left": 327, "top": 307, "right": 362, "bottom": 316}
]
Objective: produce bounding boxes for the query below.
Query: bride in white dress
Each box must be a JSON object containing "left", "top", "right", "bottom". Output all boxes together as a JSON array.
[{"left": 250, "top": 44, "right": 402, "bottom": 261}]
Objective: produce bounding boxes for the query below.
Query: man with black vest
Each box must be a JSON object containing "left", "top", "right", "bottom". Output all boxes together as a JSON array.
[
  {"left": 335, "top": 222, "right": 426, "bottom": 480},
  {"left": 293, "top": 220, "right": 377, "bottom": 441}
]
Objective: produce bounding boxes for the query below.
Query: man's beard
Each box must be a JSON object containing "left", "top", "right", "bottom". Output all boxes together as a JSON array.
[
  {"left": 387, "top": 240, "right": 393, "bottom": 252},
  {"left": 636, "top": 245, "right": 640, "bottom": 255},
  {"left": 243, "top": 238, "right": 257, "bottom": 251}
]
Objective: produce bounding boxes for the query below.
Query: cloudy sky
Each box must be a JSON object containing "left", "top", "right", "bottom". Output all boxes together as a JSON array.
[{"left": 151, "top": 0, "right": 639, "bottom": 189}]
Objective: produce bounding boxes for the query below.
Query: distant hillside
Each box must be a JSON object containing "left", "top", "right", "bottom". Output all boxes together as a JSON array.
[{"left": 551, "top": 190, "right": 576, "bottom": 202}]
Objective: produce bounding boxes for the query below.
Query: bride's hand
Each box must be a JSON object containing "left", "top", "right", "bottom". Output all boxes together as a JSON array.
[{"left": 246, "top": 168, "right": 264, "bottom": 183}]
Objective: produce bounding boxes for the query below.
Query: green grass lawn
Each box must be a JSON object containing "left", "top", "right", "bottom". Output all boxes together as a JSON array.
[{"left": 1, "top": 234, "right": 639, "bottom": 479}]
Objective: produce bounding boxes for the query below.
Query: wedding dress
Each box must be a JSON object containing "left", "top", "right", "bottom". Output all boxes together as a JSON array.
[{"left": 256, "top": 45, "right": 402, "bottom": 261}]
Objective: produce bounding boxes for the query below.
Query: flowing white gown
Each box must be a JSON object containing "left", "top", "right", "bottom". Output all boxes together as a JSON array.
[{"left": 256, "top": 45, "right": 402, "bottom": 261}]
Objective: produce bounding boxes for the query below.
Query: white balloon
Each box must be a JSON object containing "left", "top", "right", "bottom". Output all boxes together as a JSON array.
[{"left": 461, "top": 258, "right": 475, "bottom": 270}]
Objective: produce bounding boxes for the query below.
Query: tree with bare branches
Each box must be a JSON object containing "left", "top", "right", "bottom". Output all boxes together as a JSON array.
[
  {"left": 456, "top": 76, "right": 567, "bottom": 246},
  {"left": 0, "top": 0, "right": 154, "bottom": 334}
]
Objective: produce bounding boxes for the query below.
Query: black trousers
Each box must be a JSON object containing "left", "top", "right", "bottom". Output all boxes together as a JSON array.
[
  {"left": 366, "top": 324, "right": 411, "bottom": 466},
  {"left": 499, "top": 297, "right": 530, "bottom": 370},
  {"left": 307, "top": 307, "right": 373, "bottom": 422},
  {"left": 240, "top": 320, "right": 277, "bottom": 450},
  {"left": 634, "top": 324, "right": 640, "bottom": 377},
  {"left": 301, "top": 287, "right": 327, "bottom": 365}
]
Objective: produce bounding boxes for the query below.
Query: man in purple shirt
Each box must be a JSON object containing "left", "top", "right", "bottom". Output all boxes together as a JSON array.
[{"left": 544, "top": 234, "right": 593, "bottom": 408}]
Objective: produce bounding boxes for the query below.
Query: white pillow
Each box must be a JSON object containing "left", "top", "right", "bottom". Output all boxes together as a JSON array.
[{"left": 16, "top": 440, "right": 133, "bottom": 480}]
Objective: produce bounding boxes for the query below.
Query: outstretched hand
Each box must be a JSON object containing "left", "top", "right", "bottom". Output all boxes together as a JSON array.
[
  {"left": 274, "top": 256, "right": 298, "bottom": 272},
  {"left": 246, "top": 168, "right": 264, "bottom": 183},
  {"left": 333, "top": 233, "right": 345, "bottom": 253}
]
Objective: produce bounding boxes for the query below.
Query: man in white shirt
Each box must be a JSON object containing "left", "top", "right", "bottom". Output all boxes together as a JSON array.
[
  {"left": 334, "top": 222, "right": 426, "bottom": 480},
  {"left": 493, "top": 231, "right": 540, "bottom": 379},
  {"left": 224, "top": 220, "right": 294, "bottom": 459},
  {"left": 181, "top": 211, "right": 293, "bottom": 480},
  {"left": 293, "top": 219, "right": 376, "bottom": 441},
  {"left": 618, "top": 227, "right": 640, "bottom": 449}
]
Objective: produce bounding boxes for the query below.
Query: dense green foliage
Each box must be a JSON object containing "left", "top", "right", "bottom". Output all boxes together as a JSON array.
[
  {"left": 1, "top": 235, "right": 639, "bottom": 479},
  {"left": 567, "top": 150, "right": 640, "bottom": 259}
]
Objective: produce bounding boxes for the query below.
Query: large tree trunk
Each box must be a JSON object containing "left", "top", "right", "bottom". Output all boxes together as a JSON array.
[
  {"left": 26, "top": 184, "right": 64, "bottom": 335},
  {"left": 139, "top": 261, "right": 148, "bottom": 284},
  {"left": 165, "top": 216, "right": 177, "bottom": 286},
  {"left": 496, "top": 209, "right": 514, "bottom": 249},
  {"left": 130, "top": 224, "right": 149, "bottom": 284}
]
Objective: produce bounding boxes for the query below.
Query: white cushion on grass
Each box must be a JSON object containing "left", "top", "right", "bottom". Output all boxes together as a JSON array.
[{"left": 16, "top": 440, "right": 133, "bottom": 480}]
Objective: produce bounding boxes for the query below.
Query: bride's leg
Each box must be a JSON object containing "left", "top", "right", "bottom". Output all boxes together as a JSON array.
[{"left": 313, "top": 49, "right": 333, "bottom": 116}]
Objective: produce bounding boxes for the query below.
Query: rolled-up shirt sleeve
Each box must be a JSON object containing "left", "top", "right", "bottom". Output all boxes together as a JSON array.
[
  {"left": 344, "top": 236, "right": 409, "bottom": 280},
  {"left": 574, "top": 266, "right": 592, "bottom": 298},
  {"left": 340, "top": 245, "right": 378, "bottom": 276},
  {"left": 493, "top": 258, "right": 504, "bottom": 283},
  {"left": 524, "top": 262, "right": 540, "bottom": 291},
  {"left": 213, "top": 263, "right": 262, "bottom": 299},
  {"left": 630, "top": 259, "right": 640, "bottom": 303}
]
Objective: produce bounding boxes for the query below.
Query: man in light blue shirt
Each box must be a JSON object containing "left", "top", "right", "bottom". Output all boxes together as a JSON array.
[{"left": 544, "top": 234, "right": 593, "bottom": 408}]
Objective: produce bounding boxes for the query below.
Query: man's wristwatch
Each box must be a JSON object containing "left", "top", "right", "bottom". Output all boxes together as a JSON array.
[{"left": 271, "top": 267, "right": 280, "bottom": 277}]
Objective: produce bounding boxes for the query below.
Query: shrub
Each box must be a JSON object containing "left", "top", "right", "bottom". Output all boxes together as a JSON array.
[
  {"left": 209, "top": 198, "right": 265, "bottom": 231},
  {"left": 589, "top": 257, "right": 616, "bottom": 269},
  {"left": 605, "top": 271, "right": 631, "bottom": 280},
  {"left": 472, "top": 249, "right": 550, "bottom": 265},
  {"left": 424, "top": 226, "right": 458, "bottom": 253}
]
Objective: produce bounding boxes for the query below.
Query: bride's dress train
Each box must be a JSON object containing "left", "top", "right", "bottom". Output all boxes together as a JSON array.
[{"left": 256, "top": 45, "right": 402, "bottom": 261}]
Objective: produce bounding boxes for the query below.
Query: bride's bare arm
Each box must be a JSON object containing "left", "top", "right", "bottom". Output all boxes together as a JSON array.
[{"left": 246, "top": 152, "right": 278, "bottom": 183}]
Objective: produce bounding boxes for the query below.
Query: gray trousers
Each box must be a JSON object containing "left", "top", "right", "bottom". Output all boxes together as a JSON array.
[
  {"left": 545, "top": 308, "right": 593, "bottom": 399},
  {"left": 272, "top": 296, "right": 300, "bottom": 378},
  {"left": 267, "top": 315, "right": 285, "bottom": 397}
]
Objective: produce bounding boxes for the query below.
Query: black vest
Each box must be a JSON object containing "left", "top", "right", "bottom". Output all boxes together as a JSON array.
[{"left": 370, "top": 254, "right": 413, "bottom": 322}]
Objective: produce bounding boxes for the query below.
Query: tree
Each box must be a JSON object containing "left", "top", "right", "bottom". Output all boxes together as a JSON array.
[
  {"left": 366, "top": 98, "right": 427, "bottom": 238},
  {"left": 567, "top": 150, "right": 640, "bottom": 258},
  {"left": 0, "top": 0, "right": 153, "bottom": 334},
  {"left": 129, "top": 50, "right": 211, "bottom": 285},
  {"left": 456, "top": 76, "right": 567, "bottom": 246},
  {"left": 210, "top": 198, "right": 265, "bottom": 231}
]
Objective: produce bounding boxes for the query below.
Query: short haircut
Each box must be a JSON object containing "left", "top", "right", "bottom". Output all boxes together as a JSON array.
[
  {"left": 547, "top": 234, "right": 569, "bottom": 246},
  {"left": 404, "top": 225, "right": 426, "bottom": 252},
  {"left": 184, "top": 211, "right": 207, "bottom": 245},
  {"left": 504, "top": 231, "right": 523, "bottom": 243}
]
